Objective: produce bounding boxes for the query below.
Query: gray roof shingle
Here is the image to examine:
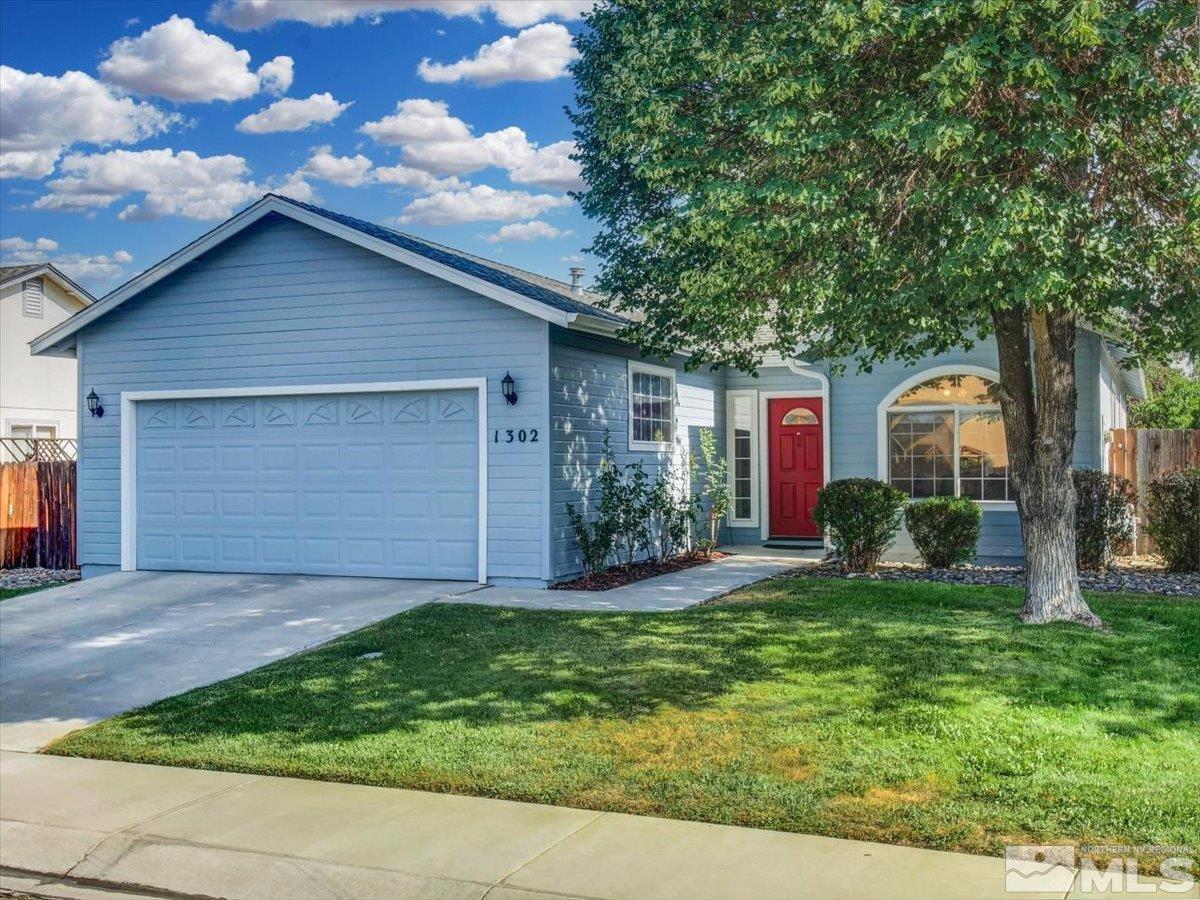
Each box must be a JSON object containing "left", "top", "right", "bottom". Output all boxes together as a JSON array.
[{"left": 266, "top": 194, "right": 628, "bottom": 324}]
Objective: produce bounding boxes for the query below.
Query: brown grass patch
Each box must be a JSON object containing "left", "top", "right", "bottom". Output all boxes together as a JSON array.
[{"left": 766, "top": 745, "right": 816, "bottom": 781}]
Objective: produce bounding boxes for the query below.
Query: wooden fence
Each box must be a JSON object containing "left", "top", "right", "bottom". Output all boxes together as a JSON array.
[
  {"left": 1107, "top": 428, "right": 1200, "bottom": 555},
  {"left": 0, "top": 461, "right": 76, "bottom": 570}
]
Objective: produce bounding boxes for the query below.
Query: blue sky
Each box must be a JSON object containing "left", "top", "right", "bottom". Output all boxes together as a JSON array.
[{"left": 0, "top": 0, "right": 595, "bottom": 294}]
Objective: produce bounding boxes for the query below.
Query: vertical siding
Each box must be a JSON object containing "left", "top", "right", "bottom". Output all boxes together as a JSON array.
[
  {"left": 549, "top": 328, "right": 724, "bottom": 579},
  {"left": 76, "top": 214, "right": 549, "bottom": 581}
]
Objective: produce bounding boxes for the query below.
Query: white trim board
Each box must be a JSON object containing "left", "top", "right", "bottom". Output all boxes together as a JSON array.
[
  {"left": 32, "top": 195, "right": 577, "bottom": 358},
  {"left": 120, "top": 377, "right": 489, "bottom": 584}
]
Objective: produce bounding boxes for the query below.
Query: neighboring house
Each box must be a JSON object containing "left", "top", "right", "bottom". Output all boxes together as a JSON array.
[
  {"left": 1, "top": 264, "right": 94, "bottom": 459},
  {"left": 31, "top": 195, "right": 1144, "bottom": 586}
]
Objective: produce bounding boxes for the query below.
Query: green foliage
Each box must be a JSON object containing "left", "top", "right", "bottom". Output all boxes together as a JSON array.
[
  {"left": 904, "top": 497, "right": 981, "bottom": 569},
  {"left": 814, "top": 478, "right": 906, "bottom": 572},
  {"left": 1130, "top": 365, "right": 1200, "bottom": 429},
  {"left": 698, "top": 427, "right": 730, "bottom": 550},
  {"left": 1143, "top": 468, "right": 1200, "bottom": 572},
  {"left": 1072, "top": 469, "right": 1136, "bottom": 570},
  {"left": 572, "top": 0, "right": 1199, "bottom": 370},
  {"left": 566, "top": 430, "right": 708, "bottom": 573}
]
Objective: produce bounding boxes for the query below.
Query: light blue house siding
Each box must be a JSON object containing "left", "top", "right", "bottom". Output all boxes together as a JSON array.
[
  {"left": 76, "top": 214, "right": 551, "bottom": 583},
  {"left": 725, "top": 332, "right": 1106, "bottom": 562},
  {"left": 549, "top": 328, "right": 725, "bottom": 579}
]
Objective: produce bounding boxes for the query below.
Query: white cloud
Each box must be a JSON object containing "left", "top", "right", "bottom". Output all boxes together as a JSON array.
[
  {"left": 397, "top": 184, "right": 571, "bottom": 225},
  {"left": 483, "top": 220, "right": 571, "bottom": 242},
  {"left": 508, "top": 139, "right": 583, "bottom": 191},
  {"left": 32, "top": 148, "right": 262, "bottom": 220},
  {"left": 0, "top": 236, "right": 134, "bottom": 282},
  {"left": 417, "top": 22, "right": 576, "bottom": 86},
  {"left": 0, "top": 236, "right": 59, "bottom": 253},
  {"left": 99, "top": 15, "right": 293, "bottom": 102},
  {"left": 359, "top": 98, "right": 472, "bottom": 145},
  {"left": 237, "top": 92, "right": 352, "bottom": 134},
  {"left": 373, "top": 164, "right": 465, "bottom": 192},
  {"left": 269, "top": 170, "right": 317, "bottom": 203},
  {"left": 210, "top": 1, "right": 592, "bottom": 30},
  {"left": 301, "top": 145, "right": 373, "bottom": 186},
  {"left": 0, "top": 66, "right": 178, "bottom": 179},
  {"left": 360, "top": 99, "right": 584, "bottom": 189}
]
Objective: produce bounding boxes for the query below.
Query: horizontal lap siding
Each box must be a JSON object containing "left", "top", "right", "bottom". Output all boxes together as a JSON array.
[
  {"left": 77, "top": 215, "right": 548, "bottom": 580},
  {"left": 549, "top": 328, "right": 724, "bottom": 579},
  {"left": 726, "top": 337, "right": 1101, "bottom": 562}
]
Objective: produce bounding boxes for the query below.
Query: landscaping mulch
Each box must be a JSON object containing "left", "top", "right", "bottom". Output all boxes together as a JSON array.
[
  {"left": 555, "top": 551, "right": 729, "bottom": 590},
  {"left": 784, "top": 558, "right": 1200, "bottom": 597},
  {"left": 0, "top": 567, "right": 80, "bottom": 591}
]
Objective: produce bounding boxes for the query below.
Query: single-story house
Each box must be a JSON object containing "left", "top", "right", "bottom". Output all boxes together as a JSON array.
[{"left": 32, "top": 194, "right": 1144, "bottom": 587}]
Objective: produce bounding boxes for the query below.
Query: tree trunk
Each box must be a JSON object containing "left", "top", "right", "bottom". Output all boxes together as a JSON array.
[{"left": 991, "top": 305, "right": 1103, "bottom": 628}]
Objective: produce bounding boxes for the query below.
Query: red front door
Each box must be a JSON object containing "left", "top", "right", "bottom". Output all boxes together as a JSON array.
[{"left": 768, "top": 397, "right": 824, "bottom": 538}]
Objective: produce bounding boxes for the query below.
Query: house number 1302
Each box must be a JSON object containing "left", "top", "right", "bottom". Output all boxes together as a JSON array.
[{"left": 494, "top": 428, "right": 538, "bottom": 444}]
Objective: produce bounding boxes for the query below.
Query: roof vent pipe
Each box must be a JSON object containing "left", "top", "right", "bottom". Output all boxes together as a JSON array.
[{"left": 569, "top": 267, "right": 585, "bottom": 294}]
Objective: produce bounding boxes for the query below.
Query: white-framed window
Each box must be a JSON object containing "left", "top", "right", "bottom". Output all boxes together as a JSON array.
[
  {"left": 628, "top": 360, "right": 676, "bottom": 450},
  {"left": 22, "top": 278, "right": 44, "bottom": 317},
  {"left": 726, "top": 390, "right": 758, "bottom": 523},
  {"left": 8, "top": 423, "right": 56, "bottom": 439},
  {"left": 884, "top": 372, "right": 1013, "bottom": 503}
]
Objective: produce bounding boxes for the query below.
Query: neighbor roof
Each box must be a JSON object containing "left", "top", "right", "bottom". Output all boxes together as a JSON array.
[
  {"left": 30, "top": 194, "right": 627, "bottom": 358},
  {"left": 0, "top": 262, "right": 95, "bottom": 306}
]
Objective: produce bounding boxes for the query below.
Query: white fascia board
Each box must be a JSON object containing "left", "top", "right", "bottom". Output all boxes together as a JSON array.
[{"left": 31, "top": 196, "right": 571, "bottom": 356}]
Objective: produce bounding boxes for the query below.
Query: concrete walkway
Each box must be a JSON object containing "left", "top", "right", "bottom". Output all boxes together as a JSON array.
[
  {"left": 463, "top": 550, "right": 802, "bottom": 611},
  {"left": 6, "top": 750, "right": 1172, "bottom": 900}
]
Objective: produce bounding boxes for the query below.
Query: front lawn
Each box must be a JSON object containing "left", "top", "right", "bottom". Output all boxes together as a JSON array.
[
  {"left": 0, "top": 582, "right": 66, "bottom": 601},
  {"left": 48, "top": 579, "right": 1199, "bottom": 866}
]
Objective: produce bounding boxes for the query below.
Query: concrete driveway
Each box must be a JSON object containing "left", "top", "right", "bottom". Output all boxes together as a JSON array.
[{"left": 0, "top": 571, "right": 480, "bottom": 752}]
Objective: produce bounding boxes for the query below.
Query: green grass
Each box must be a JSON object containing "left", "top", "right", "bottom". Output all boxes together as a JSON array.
[
  {"left": 48, "top": 579, "right": 1199, "bottom": 866},
  {"left": 0, "top": 582, "right": 65, "bottom": 601}
]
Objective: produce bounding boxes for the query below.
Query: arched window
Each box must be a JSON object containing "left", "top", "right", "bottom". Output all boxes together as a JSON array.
[
  {"left": 886, "top": 373, "right": 1011, "bottom": 502},
  {"left": 780, "top": 407, "right": 819, "bottom": 426}
]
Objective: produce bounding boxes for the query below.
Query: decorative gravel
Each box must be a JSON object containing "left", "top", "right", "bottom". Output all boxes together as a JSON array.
[
  {"left": 0, "top": 568, "right": 80, "bottom": 590},
  {"left": 786, "top": 559, "right": 1199, "bottom": 597}
]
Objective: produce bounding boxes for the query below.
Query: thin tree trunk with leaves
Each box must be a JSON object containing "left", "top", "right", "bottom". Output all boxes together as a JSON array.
[{"left": 992, "top": 306, "right": 1102, "bottom": 628}]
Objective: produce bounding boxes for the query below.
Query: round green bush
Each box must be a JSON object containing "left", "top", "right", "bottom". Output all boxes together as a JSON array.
[
  {"left": 1073, "top": 468, "right": 1135, "bottom": 570},
  {"left": 1144, "top": 468, "right": 1200, "bottom": 572},
  {"left": 814, "top": 478, "right": 906, "bottom": 572},
  {"left": 904, "top": 497, "right": 981, "bottom": 568}
]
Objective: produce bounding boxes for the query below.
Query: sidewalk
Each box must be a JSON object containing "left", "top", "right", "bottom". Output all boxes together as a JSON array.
[
  {"left": 4, "top": 751, "right": 1186, "bottom": 900},
  {"left": 462, "top": 550, "right": 804, "bottom": 612}
]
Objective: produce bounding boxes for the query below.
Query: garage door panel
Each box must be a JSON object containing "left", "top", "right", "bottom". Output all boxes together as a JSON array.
[{"left": 135, "top": 389, "right": 479, "bottom": 579}]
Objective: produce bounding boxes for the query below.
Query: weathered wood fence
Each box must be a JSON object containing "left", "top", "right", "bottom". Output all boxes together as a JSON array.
[
  {"left": 0, "top": 461, "right": 77, "bottom": 569},
  {"left": 1107, "top": 428, "right": 1200, "bottom": 555}
]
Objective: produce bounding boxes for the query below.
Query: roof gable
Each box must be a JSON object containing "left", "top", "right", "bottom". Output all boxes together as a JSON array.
[
  {"left": 31, "top": 194, "right": 625, "bottom": 357},
  {"left": 1, "top": 263, "right": 95, "bottom": 308}
]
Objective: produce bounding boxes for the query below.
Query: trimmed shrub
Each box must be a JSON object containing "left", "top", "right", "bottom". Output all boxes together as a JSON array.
[
  {"left": 1073, "top": 468, "right": 1136, "bottom": 570},
  {"left": 814, "top": 478, "right": 906, "bottom": 572},
  {"left": 904, "top": 497, "right": 981, "bottom": 568},
  {"left": 1143, "top": 468, "right": 1200, "bottom": 572}
]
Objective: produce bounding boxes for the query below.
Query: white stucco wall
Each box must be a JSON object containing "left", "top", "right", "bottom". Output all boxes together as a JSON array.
[{"left": 1, "top": 276, "right": 86, "bottom": 448}]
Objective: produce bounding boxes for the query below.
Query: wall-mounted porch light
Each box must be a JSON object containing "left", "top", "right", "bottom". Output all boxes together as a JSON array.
[
  {"left": 86, "top": 388, "right": 104, "bottom": 418},
  {"left": 501, "top": 372, "right": 518, "bottom": 406}
]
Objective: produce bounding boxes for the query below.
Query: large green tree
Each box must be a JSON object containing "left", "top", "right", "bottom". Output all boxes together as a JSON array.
[{"left": 572, "top": 0, "right": 1199, "bottom": 626}]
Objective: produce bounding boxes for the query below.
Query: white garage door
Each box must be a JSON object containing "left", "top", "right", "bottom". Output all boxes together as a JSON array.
[{"left": 134, "top": 389, "right": 480, "bottom": 580}]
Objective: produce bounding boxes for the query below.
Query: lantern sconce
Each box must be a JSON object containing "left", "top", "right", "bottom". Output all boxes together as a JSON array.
[
  {"left": 501, "top": 371, "right": 518, "bottom": 406},
  {"left": 86, "top": 388, "right": 105, "bottom": 418}
]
